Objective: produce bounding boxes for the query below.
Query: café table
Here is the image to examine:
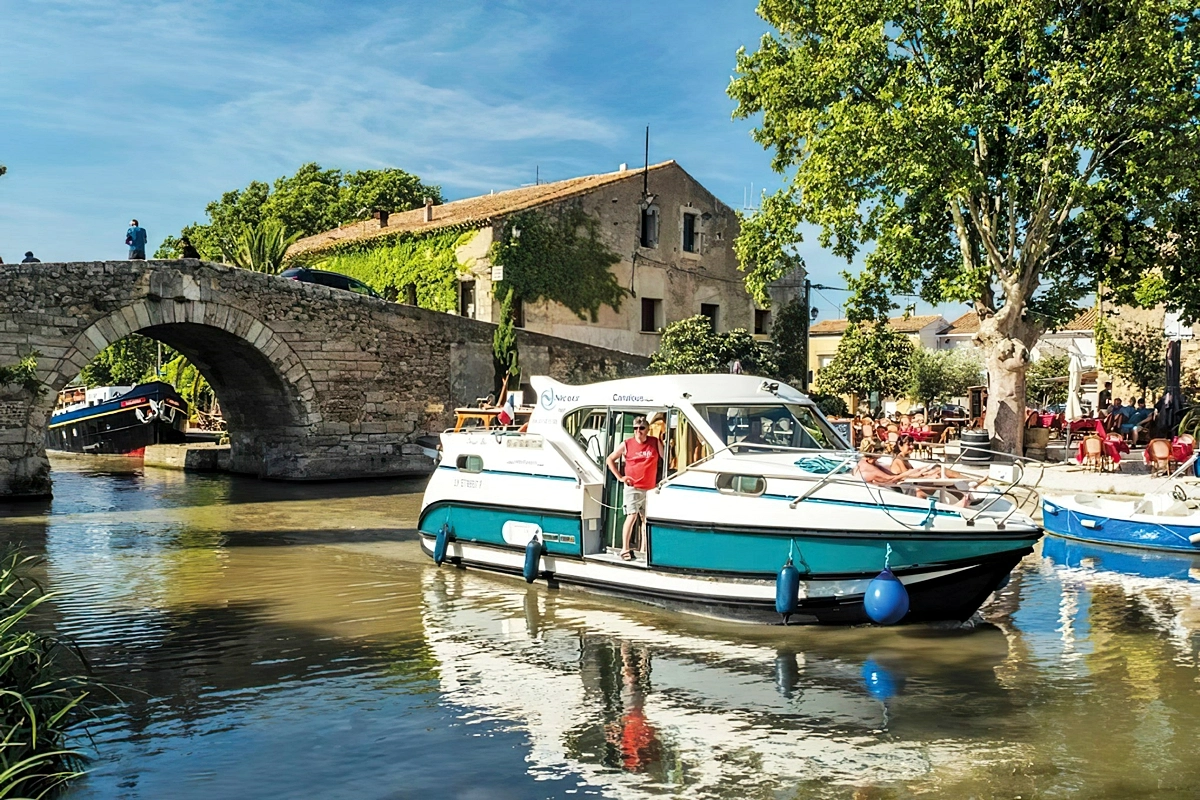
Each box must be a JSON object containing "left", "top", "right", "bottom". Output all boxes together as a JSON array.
[{"left": 1075, "top": 435, "right": 1127, "bottom": 467}]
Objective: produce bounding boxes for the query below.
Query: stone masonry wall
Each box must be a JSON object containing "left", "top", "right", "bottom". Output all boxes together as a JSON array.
[{"left": 0, "top": 260, "right": 648, "bottom": 497}]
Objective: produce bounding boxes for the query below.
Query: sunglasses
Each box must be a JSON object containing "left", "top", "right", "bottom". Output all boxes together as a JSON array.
[{"left": 634, "top": 425, "right": 648, "bottom": 430}]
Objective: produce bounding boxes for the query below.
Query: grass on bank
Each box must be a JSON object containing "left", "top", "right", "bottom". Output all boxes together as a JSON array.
[{"left": 0, "top": 552, "right": 94, "bottom": 799}]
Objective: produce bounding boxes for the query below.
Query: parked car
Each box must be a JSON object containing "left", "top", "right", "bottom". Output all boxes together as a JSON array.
[{"left": 279, "top": 267, "right": 381, "bottom": 298}]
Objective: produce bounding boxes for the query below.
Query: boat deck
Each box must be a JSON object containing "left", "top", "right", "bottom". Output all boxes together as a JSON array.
[{"left": 585, "top": 550, "right": 649, "bottom": 569}]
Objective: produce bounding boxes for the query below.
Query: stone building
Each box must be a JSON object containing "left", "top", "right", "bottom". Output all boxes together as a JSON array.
[{"left": 289, "top": 161, "right": 800, "bottom": 357}]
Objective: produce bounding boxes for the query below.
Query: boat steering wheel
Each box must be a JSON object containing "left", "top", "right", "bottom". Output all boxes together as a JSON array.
[{"left": 1174, "top": 484, "right": 1189, "bottom": 502}]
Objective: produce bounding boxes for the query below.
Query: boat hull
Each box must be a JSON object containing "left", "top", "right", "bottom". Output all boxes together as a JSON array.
[
  {"left": 416, "top": 525, "right": 1034, "bottom": 626},
  {"left": 1042, "top": 497, "right": 1200, "bottom": 554},
  {"left": 45, "top": 382, "right": 188, "bottom": 456}
]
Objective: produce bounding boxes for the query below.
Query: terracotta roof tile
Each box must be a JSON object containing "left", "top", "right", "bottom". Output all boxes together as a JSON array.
[
  {"left": 809, "top": 314, "right": 948, "bottom": 335},
  {"left": 945, "top": 311, "right": 980, "bottom": 334},
  {"left": 1059, "top": 307, "right": 1097, "bottom": 331},
  {"left": 289, "top": 161, "right": 678, "bottom": 257}
]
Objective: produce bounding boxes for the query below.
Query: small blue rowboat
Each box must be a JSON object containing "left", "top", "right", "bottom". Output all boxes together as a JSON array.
[{"left": 1042, "top": 491, "right": 1200, "bottom": 553}]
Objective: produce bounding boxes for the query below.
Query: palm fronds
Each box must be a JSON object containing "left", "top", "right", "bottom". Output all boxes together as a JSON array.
[{"left": 218, "top": 218, "right": 300, "bottom": 274}]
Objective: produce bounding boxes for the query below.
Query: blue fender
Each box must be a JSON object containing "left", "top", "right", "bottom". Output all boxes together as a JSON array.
[
  {"left": 864, "top": 568, "right": 909, "bottom": 625},
  {"left": 523, "top": 537, "right": 544, "bottom": 583},
  {"left": 775, "top": 560, "right": 801, "bottom": 623},
  {"left": 433, "top": 523, "right": 455, "bottom": 566}
]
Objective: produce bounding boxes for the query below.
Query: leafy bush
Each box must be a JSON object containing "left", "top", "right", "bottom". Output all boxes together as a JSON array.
[
  {"left": 814, "top": 322, "right": 914, "bottom": 401},
  {"left": 0, "top": 552, "right": 95, "bottom": 798},
  {"left": 0, "top": 353, "right": 41, "bottom": 395},
  {"left": 809, "top": 392, "right": 849, "bottom": 418},
  {"left": 650, "top": 316, "right": 779, "bottom": 377}
]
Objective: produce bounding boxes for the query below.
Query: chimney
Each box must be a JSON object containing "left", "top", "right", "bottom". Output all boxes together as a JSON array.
[
  {"left": 423, "top": 198, "right": 434, "bottom": 222},
  {"left": 373, "top": 209, "right": 389, "bottom": 228}
]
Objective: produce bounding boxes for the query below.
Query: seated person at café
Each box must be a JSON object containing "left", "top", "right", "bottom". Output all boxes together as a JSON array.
[
  {"left": 1121, "top": 398, "right": 1153, "bottom": 445},
  {"left": 1103, "top": 398, "right": 1127, "bottom": 432}
]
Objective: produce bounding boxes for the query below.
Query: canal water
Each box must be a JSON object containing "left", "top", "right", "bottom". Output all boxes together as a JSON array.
[{"left": 2, "top": 459, "right": 1200, "bottom": 799}]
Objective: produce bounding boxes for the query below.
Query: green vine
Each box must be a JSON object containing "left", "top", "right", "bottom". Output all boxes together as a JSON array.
[
  {"left": 490, "top": 206, "right": 624, "bottom": 322},
  {"left": 0, "top": 353, "right": 42, "bottom": 395},
  {"left": 314, "top": 229, "right": 478, "bottom": 310}
]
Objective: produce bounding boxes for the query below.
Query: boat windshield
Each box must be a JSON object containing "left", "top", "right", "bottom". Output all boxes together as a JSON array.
[{"left": 694, "top": 404, "right": 846, "bottom": 452}]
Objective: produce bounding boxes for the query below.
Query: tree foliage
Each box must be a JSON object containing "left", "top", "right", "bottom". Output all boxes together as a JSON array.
[
  {"left": 1027, "top": 353, "right": 1070, "bottom": 406},
  {"left": 814, "top": 323, "right": 914, "bottom": 401},
  {"left": 314, "top": 229, "right": 476, "bottom": 310},
  {"left": 491, "top": 207, "right": 625, "bottom": 322},
  {"left": 1097, "top": 320, "right": 1166, "bottom": 398},
  {"left": 730, "top": 0, "right": 1200, "bottom": 450},
  {"left": 0, "top": 352, "right": 40, "bottom": 394},
  {"left": 218, "top": 218, "right": 301, "bottom": 274},
  {"left": 155, "top": 163, "right": 442, "bottom": 260},
  {"left": 650, "top": 316, "right": 779, "bottom": 377},
  {"left": 769, "top": 299, "right": 808, "bottom": 384},
  {"left": 493, "top": 286, "right": 520, "bottom": 392},
  {"left": 79, "top": 335, "right": 159, "bottom": 387},
  {"left": 906, "top": 347, "right": 983, "bottom": 409}
]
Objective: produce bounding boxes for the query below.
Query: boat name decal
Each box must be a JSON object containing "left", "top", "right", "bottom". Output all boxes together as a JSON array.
[
  {"left": 612, "top": 394, "right": 653, "bottom": 403},
  {"left": 452, "top": 477, "right": 482, "bottom": 490},
  {"left": 119, "top": 397, "right": 148, "bottom": 407},
  {"left": 539, "top": 390, "right": 580, "bottom": 409}
]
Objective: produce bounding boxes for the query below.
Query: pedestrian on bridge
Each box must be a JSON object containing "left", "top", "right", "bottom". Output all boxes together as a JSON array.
[
  {"left": 21, "top": 251, "right": 40, "bottom": 263},
  {"left": 126, "top": 219, "right": 147, "bottom": 260}
]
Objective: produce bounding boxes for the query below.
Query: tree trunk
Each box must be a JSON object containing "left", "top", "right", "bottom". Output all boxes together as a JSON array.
[{"left": 978, "top": 314, "right": 1037, "bottom": 459}]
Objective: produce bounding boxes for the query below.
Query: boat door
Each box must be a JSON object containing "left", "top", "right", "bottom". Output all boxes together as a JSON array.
[{"left": 601, "top": 409, "right": 670, "bottom": 555}]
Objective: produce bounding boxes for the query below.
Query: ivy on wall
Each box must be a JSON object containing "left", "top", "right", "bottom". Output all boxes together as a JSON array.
[
  {"left": 313, "top": 229, "right": 478, "bottom": 311},
  {"left": 490, "top": 206, "right": 624, "bottom": 322}
]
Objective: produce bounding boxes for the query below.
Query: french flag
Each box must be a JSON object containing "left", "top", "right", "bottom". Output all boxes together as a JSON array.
[{"left": 497, "top": 392, "right": 518, "bottom": 426}]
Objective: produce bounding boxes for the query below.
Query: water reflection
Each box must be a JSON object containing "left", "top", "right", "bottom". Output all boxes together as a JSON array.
[{"left": 2, "top": 462, "right": 1200, "bottom": 797}]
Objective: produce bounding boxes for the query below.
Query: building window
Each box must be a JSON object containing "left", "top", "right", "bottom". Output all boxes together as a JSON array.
[
  {"left": 754, "top": 309, "right": 770, "bottom": 335},
  {"left": 700, "top": 303, "right": 719, "bottom": 330},
  {"left": 640, "top": 205, "right": 659, "bottom": 248},
  {"left": 641, "top": 298, "right": 663, "bottom": 333},
  {"left": 458, "top": 280, "right": 476, "bottom": 318},
  {"left": 513, "top": 296, "right": 525, "bottom": 328},
  {"left": 682, "top": 212, "right": 698, "bottom": 253}
]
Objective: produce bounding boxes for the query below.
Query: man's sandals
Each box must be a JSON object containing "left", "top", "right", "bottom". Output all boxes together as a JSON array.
[{"left": 620, "top": 550, "right": 636, "bottom": 561}]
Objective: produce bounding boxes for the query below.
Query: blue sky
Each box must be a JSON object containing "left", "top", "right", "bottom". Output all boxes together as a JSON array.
[{"left": 0, "top": 0, "right": 960, "bottom": 321}]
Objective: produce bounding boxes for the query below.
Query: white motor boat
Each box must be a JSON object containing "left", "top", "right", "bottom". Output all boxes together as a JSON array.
[{"left": 419, "top": 374, "right": 1041, "bottom": 625}]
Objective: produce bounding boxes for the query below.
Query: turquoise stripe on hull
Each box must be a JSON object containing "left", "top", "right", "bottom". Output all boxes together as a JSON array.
[
  {"left": 420, "top": 504, "right": 583, "bottom": 557},
  {"left": 649, "top": 525, "right": 1035, "bottom": 575}
]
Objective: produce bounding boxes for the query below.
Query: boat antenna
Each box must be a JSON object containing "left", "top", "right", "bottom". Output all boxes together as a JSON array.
[{"left": 642, "top": 125, "right": 649, "bottom": 199}]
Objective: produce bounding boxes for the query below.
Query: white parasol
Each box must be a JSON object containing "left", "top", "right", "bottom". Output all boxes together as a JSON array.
[
  {"left": 1063, "top": 353, "right": 1084, "bottom": 462},
  {"left": 1065, "top": 354, "right": 1084, "bottom": 422}
]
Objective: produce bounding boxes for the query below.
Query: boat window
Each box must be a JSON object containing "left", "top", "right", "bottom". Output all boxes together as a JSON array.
[
  {"left": 695, "top": 404, "right": 846, "bottom": 452},
  {"left": 716, "top": 473, "right": 766, "bottom": 496},
  {"left": 668, "top": 409, "right": 712, "bottom": 474},
  {"left": 562, "top": 407, "right": 608, "bottom": 466},
  {"left": 455, "top": 454, "right": 483, "bottom": 473}
]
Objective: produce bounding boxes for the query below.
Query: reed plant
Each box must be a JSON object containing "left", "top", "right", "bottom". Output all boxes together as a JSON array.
[{"left": 0, "top": 552, "right": 92, "bottom": 799}]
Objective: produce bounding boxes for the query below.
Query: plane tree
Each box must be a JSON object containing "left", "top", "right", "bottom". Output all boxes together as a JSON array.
[{"left": 730, "top": 0, "right": 1200, "bottom": 454}]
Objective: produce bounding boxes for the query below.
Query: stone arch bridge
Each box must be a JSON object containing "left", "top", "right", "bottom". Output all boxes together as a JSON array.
[{"left": 0, "top": 260, "right": 647, "bottom": 498}]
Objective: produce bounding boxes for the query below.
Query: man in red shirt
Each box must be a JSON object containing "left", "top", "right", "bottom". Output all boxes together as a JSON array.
[{"left": 606, "top": 415, "right": 665, "bottom": 561}]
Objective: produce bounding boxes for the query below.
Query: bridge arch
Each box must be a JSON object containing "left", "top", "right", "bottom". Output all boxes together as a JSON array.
[
  {"left": 0, "top": 260, "right": 650, "bottom": 498},
  {"left": 43, "top": 299, "right": 321, "bottom": 476}
]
